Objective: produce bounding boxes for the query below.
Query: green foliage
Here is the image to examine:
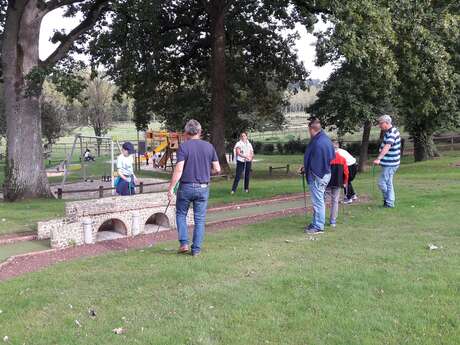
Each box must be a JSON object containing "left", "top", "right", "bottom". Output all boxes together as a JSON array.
[
  {"left": 90, "top": 0, "right": 311, "bottom": 141},
  {"left": 283, "top": 137, "right": 307, "bottom": 154},
  {"left": 306, "top": 0, "right": 460, "bottom": 161},
  {"left": 261, "top": 143, "right": 275, "bottom": 155},
  {"left": 308, "top": 63, "right": 393, "bottom": 136}
]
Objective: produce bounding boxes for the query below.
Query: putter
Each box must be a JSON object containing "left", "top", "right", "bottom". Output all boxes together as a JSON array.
[
  {"left": 152, "top": 182, "right": 178, "bottom": 241},
  {"left": 154, "top": 199, "right": 171, "bottom": 237},
  {"left": 301, "top": 171, "right": 309, "bottom": 224},
  {"left": 372, "top": 164, "right": 376, "bottom": 196}
]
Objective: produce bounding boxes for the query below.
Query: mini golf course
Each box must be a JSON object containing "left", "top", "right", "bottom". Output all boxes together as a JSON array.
[{"left": 0, "top": 192, "right": 367, "bottom": 281}]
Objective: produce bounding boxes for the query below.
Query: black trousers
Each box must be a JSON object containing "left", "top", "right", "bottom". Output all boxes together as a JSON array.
[
  {"left": 344, "top": 163, "right": 357, "bottom": 198},
  {"left": 232, "top": 161, "right": 252, "bottom": 191}
]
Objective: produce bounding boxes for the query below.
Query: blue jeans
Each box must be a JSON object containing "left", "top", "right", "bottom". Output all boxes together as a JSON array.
[
  {"left": 176, "top": 183, "right": 209, "bottom": 253},
  {"left": 378, "top": 166, "right": 399, "bottom": 207},
  {"left": 308, "top": 172, "right": 331, "bottom": 230}
]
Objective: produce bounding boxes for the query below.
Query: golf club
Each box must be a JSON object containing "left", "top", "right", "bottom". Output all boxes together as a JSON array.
[
  {"left": 153, "top": 198, "right": 172, "bottom": 237},
  {"left": 301, "top": 171, "right": 308, "bottom": 225}
]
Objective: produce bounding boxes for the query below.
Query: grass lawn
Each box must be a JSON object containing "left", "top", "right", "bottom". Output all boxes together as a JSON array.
[{"left": 0, "top": 154, "right": 459, "bottom": 344}]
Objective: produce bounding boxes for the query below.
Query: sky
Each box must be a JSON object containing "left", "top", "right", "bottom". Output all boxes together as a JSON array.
[{"left": 39, "top": 9, "right": 335, "bottom": 81}]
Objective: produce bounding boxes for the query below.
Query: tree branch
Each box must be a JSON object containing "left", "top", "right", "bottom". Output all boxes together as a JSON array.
[
  {"left": 45, "top": 0, "right": 88, "bottom": 12},
  {"left": 41, "top": 0, "right": 110, "bottom": 68}
]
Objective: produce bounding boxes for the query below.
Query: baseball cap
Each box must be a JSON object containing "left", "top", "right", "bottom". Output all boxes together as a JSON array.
[{"left": 122, "top": 142, "right": 135, "bottom": 154}]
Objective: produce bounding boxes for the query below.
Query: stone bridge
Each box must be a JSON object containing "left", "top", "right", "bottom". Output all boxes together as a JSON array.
[{"left": 38, "top": 193, "right": 193, "bottom": 248}]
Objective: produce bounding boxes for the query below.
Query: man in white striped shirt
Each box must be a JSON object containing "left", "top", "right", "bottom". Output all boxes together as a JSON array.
[{"left": 374, "top": 115, "right": 401, "bottom": 208}]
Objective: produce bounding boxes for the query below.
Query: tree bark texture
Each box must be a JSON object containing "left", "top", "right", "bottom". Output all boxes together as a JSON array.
[
  {"left": 209, "top": 0, "right": 230, "bottom": 173},
  {"left": 412, "top": 130, "right": 439, "bottom": 162},
  {"left": 358, "top": 120, "right": 371, "bottom": 172},
  {"left": 2, "top": 0, "right": 51, "bottom": 200}
]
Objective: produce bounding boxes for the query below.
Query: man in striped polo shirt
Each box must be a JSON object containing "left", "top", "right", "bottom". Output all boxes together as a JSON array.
[{"left": 373, "top": 115, "right": 401, "bottom": 208}]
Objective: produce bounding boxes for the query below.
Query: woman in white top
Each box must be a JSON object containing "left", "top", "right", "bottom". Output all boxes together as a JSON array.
[
  {"left": 231, "top": 132, "right": 254, "bottom": 194},
  {"left": 116, "top": 142, "right": 138, "bottom": 196}
]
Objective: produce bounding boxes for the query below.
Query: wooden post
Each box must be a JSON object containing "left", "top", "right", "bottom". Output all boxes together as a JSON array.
[
  {"left": 286, "top": 164, "right": 290, "bottom": 174},
  {"left": 139, "top": 182, "right": 144, "bottom": 194},
  {"left": 451, "top": 136, "right": 454, "bottom": 151},
  {"left": 98, "top": 186, "right": 104, "bottom": 198},
  {"left": 57, "top": 188, "right": 63, "bottom": 200},
  {"left": 269, "top": 166, "right": 273, "bottom": 176}
]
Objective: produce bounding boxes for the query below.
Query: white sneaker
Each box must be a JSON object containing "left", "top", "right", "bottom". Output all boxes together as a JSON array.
[
  {"left": 244, "top": 189, "right": 249, "bottom": 193},
  {"left": 343, "top": 198, "right": 353, "bottom": 204},
  {"left": 352, "top": 195, "right": 358, "bottom": 200},
  {"left": 231, "top": 191, "right": 235, "bottom": 195}
]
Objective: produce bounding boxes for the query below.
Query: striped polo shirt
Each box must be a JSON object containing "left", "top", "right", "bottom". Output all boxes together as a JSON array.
[{"left": 380, "top": 127, "right": 401, "bottom": 167}]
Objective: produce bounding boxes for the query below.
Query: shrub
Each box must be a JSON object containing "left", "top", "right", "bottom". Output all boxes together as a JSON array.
[
  {"left": 343, "top": 141, "right": 381, "bottom": 156},
  {"left": 261, "top": 143, "right": 275, "bottom": 155},
  {"left": 276, "top": 142, "right": 284, "bottom": 154},
  {"left": 252, "top": 141, "right": 263, "bottom": 154},
  {"left": 284, "top": 138, "right": 307, "bottom": 154}
]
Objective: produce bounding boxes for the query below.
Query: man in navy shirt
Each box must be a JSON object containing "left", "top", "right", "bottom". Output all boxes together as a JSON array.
[
  {"left": 303, "top": 118, "right": 335, "bottom": 233},
  {"left": 167, "top": 119, "right": 221, "bottom": 256}
]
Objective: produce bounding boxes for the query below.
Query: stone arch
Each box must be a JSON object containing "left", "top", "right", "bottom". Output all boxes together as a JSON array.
[
  {"left": 146, "top": 213, "right": 170, "bottom": 227},
  {"left": 96, "top": 218, "right": 128, "bottom": 241}
]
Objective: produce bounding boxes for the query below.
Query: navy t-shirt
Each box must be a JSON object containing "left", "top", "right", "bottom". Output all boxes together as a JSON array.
[{"left": 177, "top": 139, "right": 219, "bottom": 183}]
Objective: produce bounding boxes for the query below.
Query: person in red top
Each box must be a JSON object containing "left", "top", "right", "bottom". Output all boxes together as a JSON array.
[{"left": 326, "top": 140, "right": 349, "bottom": 227}]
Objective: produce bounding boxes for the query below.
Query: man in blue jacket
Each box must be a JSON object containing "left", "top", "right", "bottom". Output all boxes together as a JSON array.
[{"left": 303, "top": 118, "right": 335, "bottom": 233}]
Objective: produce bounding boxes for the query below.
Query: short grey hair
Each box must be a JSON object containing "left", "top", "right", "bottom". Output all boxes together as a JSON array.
[
  {"left": 378, "top": 114, "right": 392, "bottom": 124},
  {"left": 184, "top": 119, "right": 202, "bottom": 135}
]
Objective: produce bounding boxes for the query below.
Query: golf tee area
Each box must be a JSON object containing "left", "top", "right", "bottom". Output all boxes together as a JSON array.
[{"left": 0, "top": 154, "right": 459, "bottom": 344}]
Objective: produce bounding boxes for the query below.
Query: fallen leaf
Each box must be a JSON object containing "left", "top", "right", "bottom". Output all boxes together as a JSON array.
[
  {"left": 428, "top": 244, "right": 439, "bottom": 250},
  {"left": 112, "top": 327, "right": 126, "bottom": 335},
  {"left": 75, "top": 320, "right": 82, "bottom": 328}
]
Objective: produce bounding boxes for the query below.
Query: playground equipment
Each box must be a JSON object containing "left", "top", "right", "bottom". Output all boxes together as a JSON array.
[
  {"left": 60, "top": 134, "right": 117, "bottom": 190},
  {"left": 37, "top": 193, "right": 194, "bottom": 248},
  {"left": 144, "top": 130, "right": 185, "bottom": 170}
]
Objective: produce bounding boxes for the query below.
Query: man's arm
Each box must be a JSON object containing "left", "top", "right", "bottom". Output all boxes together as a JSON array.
[
  {"left": 374, "top": 144, "right": 391, "bottom": 165},
  {"left": 211, "top": 161, "right": 221, "bottom": 175},
  {"left": 168, "top": 161, "right": 184, "bottom": 200}
]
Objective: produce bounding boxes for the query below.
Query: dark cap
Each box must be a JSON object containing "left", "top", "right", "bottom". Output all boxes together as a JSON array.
[{"left": 122, "top": 142, "right": 135, "bottom": 154}]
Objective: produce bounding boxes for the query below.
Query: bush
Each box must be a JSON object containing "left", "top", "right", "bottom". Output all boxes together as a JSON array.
[
  {"left": 343, "top": 141, "right": 381, "bottom": 156},
  {"left": 284, "top": 138, "right": 307, "bottom": 154},
  {"left": 261, "top": 143, "right": 275, "bottom": 155},
  {"left": 252, "top": 141, "right": 263, "bottom": 154},
  {"left": 276, "top": 142, "right": 284, "bottom": 154},
  {"left": 265, "top": 136, "right": 280, "bottom": 141}
]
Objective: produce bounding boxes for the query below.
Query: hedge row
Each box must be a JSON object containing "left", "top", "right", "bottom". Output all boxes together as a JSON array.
[{"left": 250, "top": 139, "right": 393, "bottom": 156}]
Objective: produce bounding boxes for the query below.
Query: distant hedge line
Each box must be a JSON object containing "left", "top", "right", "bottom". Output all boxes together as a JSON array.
[{"left": 248, "top": 138, "right": 403, "bottom": 156}]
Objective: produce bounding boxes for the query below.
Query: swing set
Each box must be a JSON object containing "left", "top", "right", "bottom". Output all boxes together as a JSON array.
[{"left": 59, "top": 134, "right": 120, "bottom": 190}]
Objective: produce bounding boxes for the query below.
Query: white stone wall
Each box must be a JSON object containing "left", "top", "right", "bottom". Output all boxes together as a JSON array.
[{"left": 41, "top": 192, "right": 195, "bottom": 249}]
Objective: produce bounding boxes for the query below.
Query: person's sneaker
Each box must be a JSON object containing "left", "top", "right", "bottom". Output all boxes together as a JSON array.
[
  {"left": 191, "top": 251, "right": 201, "bottom": 257},
  {"left": 305, "top": 227, "right": 324, "bottom": 234},
  {"left": 343, "top": 198, "right": 353, "bottom": 204},
  {"left": 244, "top": 189, "right": 249, "bottom": 193},
  {"left": 330, "top": 223, "right": 336, "bottom": 228},
  {"left": 384, "top": 203, "right": 395, "bottom": 208},
  {"left": 351, "top": 195, "right": 358, "bottom": 201},
  {"left": 178, "top": 245, "right": 189, "bottom": 254},
  {"left": 230, "top": 191, "right": 235, "bottom": 195}
]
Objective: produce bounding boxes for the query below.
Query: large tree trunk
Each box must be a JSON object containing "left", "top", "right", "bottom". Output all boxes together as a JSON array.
[
  {"left": 2, "top": 1, "right": 51, "bottom": 200},
  {"left": 412, "top": 130, "right": 439, "bottom": 162},
  {"left": 358, "top": 120, "right": 371, "bottom": 172},
  {"left": 209, "top": 0, "right": 230, "bottom": 173}
]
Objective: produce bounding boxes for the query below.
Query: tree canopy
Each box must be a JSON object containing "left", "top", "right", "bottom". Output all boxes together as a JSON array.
[{"left": 307, "top": 0, "right": 460, "bottom": 161}]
